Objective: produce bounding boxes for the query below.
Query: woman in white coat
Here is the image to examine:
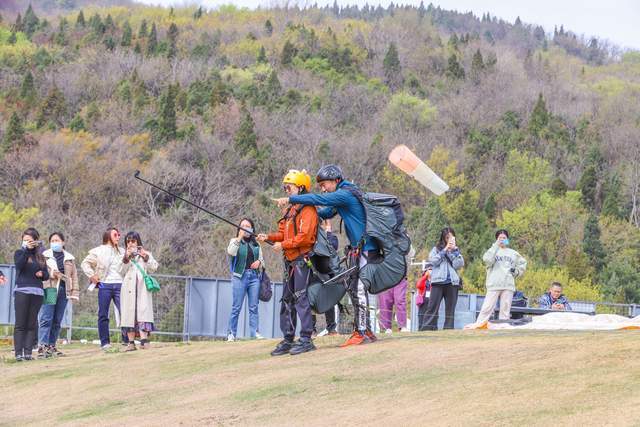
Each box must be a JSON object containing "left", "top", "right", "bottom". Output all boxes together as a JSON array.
[{"left": 119, "top": 231, "right": 158, "bottom": 351}]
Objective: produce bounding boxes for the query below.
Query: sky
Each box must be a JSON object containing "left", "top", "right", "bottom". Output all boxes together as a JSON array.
[{"left": 133, "top": 0, "right": 640, "bottom": 50}]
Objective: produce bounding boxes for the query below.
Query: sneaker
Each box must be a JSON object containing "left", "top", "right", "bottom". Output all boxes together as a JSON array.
[
  {"left": 124, "top": 343, "right": 137, "bottom": 352},
  {"left": 23, "top": 354, "right": 33, "bottom": 361},
  {"left": 15, "top": 355, "right": 24, "bottom": 362},
  {"left": 101, "top": 343, "right": 112, "bottom": 351},
  {"left": 399, "top": 327, "right": 410, "bottom": 333},
  {"left": 340, "top": 331, "right": 367, "bottom": 347},
  {"left": 365, "top": 329, "right": 378, "bottom": 342},
  {"left": 289, "top": 339, "right": 316, "bottom": 355},
  {"left": 51, "top": 346, "right": 64, "bottom": 356},
  {"left": 317, "top": 328, "right": 330, "bottom": 337},
  {"left": 270, "top": 340, "right": 293, "bottom": 356},
  {"left": 37, "top": 345, "right": 49, "bottom": 359},
  {"left": 226, "top": 334, "right": 235, "bottom": 342},
  {"left": 385, "top": 328, "right": 393, "bottom": 335},
  {"left": 139, "top": 339, "right": 150, "bottom": 349},
  {"left": 255, "top": 332, "right": 265, "bottom": 340}
]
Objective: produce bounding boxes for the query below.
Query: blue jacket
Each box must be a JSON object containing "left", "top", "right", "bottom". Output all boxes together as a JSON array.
[
  {"left": 428, "top": 246, "right": 464, "bottom": 286},
  {"left": 289, "top": 181, "right": 377, "bottom": 251},
  {"left": 538, "top": 292, "right": 572, "bottom": 310}
]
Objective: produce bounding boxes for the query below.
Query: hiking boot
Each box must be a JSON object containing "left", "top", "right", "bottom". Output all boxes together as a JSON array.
[
  {"left": 270, "top": 340, "right": 293, "bottom": 356},
  {"left": 289, "top": 339, "right": 316, "bottom": 355},
  {"left": 340, "top": 331, "right": 367, "bottom": 347},
  {"left": 365, "top": 329, "right": 378, "bottom": 342},
  {"left": 37, "top": 345, "right": 49, "bottom": 359},
  {"left": 51, "top": 346, "right": 64, "bottom": 356}
]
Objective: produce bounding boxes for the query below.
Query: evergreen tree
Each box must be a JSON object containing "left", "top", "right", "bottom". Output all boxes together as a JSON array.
[
  {"left": 448, "top": 33, "right": 459, "bottom": 50},
  {"left": 157, "top": 84, "right": 177, "bottom": 142},
  {"left": 20, "top": 70, "right": 36, "bottom": 102},
  {"left": 103, "top": 36, "right": 115, "bottom": 51},
  {"left": 138, "top": 19, "right": 148, "bottom": 38},
  {"left": 256, "top": 46, "right": 267, "bottom": 63},
  {"left": 36, "top": 86, "right": 67, "bottom": 128},
  {"left": 470, "top": 49, "right": 485, "bottom": 82},
  {"left": 234, "top": 107, "right": 258, "bottom": 154},
  {"left": 147, "top": 23, "right": 158, "bottom": 56},
  {"left": 193, "top": 6, "right": 203, "bottom": 20},
  {"left": 262, "top": 69, "right": 282, "bottom": 106},
  {"left": 8, "top": 31, "right": 17, "bottom": 45},
  {"left": 134, "top": 42, "right": 142, "bottom": 55},
  {"left": 76, "top": 10, "right": 86, "bottom": 28},
  {"left": 104, "top": 14, "right": 115, "bottom": 32},
  {"left": 528, "top": 92, "right": 549, "bottom": 137},
  {"left": 121, "top": 21, "right": 132, "bottom": 47},
  {"left": 13, "top": 13, "right": 23, "bottom": 33},
  {"left": 167, "top": 23, "right": 179, "bottom": 59},
  {"left": 418, "top": 1, "right": 426, "bottom": 18},
  {"left": 445, "top": 54, "right": 465, "bottom": 80},
  {"left": 2, "top": 112, "right": 25, "bottom": 152},
  {"left": 23, "top": 4, "right": 39, "bottom": 38},
  {"left": 69, "top": 113, "right": 86, "bottom": 132},
  {"left": 583, "top": 213, "right": 605, "bottom": 272},
  {"left": 550, "top": 178, "right": 568, "bottom": 197},
  {"left": 264, "top": 19, "right": 273, "bottom": 36},
  {"left": 578, "top": 165, "right": 598, "bottom": 208},
  {"left": 601, "top": 173, "right": 625, "bottom": 219},
  {"left": 383, "top": 42, "right": 402, "bottom": 89},
  {"left": 281, "top": 40, "right": 296, "bottom": 66}
]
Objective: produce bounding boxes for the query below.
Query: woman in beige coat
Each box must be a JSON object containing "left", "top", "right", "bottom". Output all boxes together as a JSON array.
[{"left": 119, "top": 231, "right": 158, "bottom": 351}]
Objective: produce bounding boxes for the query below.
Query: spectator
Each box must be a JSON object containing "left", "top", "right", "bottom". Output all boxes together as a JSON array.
[
  {"left": 0, "top": 270, "right": 6, "bottom": 286},
  {"left": 472, "top": 229, "right": 527, "bottom": 327},
  {"left": 416, "top": 263, "right": 432, "bottom": 331},
  {"left": 421, "top": 228, "right": 464, "bottom": 330},
  {"left": 14, "top": 228, "right": 49, "bottom": 361},
  {"left": 538, "top": 282, "right": 572, "bottom": 311},
  {"left": 119, "top": 231, "right": 159, "bottom": 351},
  {"left": 378, "top": 245, "right": 415, "bottom": 333},
  {"left": 38, "top": 232, "right": 80, "bottom": 358},
  {"left": 314, "top": 220, "right": 339, "bottom": 337},
  {"left": 81, "top": 227, "right": 126, "bottom": 351},
  {"left": 227, "top": 218, "right": 265, "bottom": 342}
]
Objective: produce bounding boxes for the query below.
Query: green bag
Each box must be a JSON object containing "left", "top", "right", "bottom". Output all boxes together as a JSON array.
[
  {"left": 44, "top": 287, "right": 58, "bottom": 305},
  {"left": 131, "top": 259, "right": 160, "bottom": 293}
]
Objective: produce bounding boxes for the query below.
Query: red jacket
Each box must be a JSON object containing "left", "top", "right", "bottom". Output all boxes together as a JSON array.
[{"left": 267, "top": 204, "right": 318, "bottom": 262}]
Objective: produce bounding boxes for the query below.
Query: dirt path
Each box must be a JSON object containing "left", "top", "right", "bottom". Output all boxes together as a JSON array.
[{"left": 1, "top": 331, "right": 639, "bottom": 426}]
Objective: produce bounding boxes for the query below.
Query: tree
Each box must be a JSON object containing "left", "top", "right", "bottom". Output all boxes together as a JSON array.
[
  {"left": 138, "top": 19, "right": 148, "bottom": 38},
  {"left": 167, "top": 22, "right": 179, "bottom": 59},
  {"left": 76, "top": 10, "right": 86, "bottom": 28},
  {"left": 121, "top": 21, "right": 132, "bottom": 47},
  {"left": 261, "top": 69, "right": 282, "bottom": 106},
  {"left": 281, "top": 40, "right": 296, "bottom": 66},
  {"left": 470, "top": 49, "right": 484, "bottom": 83},
  {"left": 234, "top": 107, "right": 258, "bottom": 154},
  {"left": 69, "top": 113, "right": 86, "bottom": 132},
  {"left": 601, "top": 173, "right": 625, "bottom": 219},
  {"left": 256, "top": 46, "right": 267, "bottom": 63},
  {"left": 2, "top": 112, "right": 25, "bottom": 152},
  {"left": 583, "top": 213, "right": 605, "bottom": 273},
  {"left": 36, "top": 86, "right": 67, "bottom": 128},
  {"left": 8, "top": 31, "right": 17, "bottom": 45},
  {"left": 20, "top": 70, "right": 36, "bottom": 103},
  {"left": 13, "top": 13, "right": 23, "bottom": 33},
  {"left": 147, "top": 23, "right": 158, "bottom": 56},
  {"left": 445, "top": 54, "right": 465, "bottom": 80},
  {"left": 193, "top": 6, "right": 203, "bottom": 20},
  {"left": 264, "top": 19, "right": 273, "bottom": 36},
  {"left": 578, "top": 165, "right": 597, "bottom": 209},
  {"left": 418, "top": 1, "right": 426, "bottom": 18},
  {"left": 528, "top": 93, "right": 549, "bottom": 137},
  {"left": 23, "top": 4, "right": 39, "bottom": 38},
  {"left": 157, "top": 84, "right": 177, "bottom": 143},
  {"left": 383, "top": 42, "right": 402, "bottom": 89}
]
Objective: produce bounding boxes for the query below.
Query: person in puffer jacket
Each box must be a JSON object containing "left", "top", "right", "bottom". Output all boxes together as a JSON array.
[{"left": 470, "top": 229, "right": 527, "bottom": 327}]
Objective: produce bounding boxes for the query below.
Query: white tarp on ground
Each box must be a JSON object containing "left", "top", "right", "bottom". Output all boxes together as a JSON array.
[{"left": 482, "top": 313, "right": 640, "bottom": 330}]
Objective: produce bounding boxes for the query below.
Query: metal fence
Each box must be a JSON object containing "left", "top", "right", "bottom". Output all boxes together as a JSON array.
[{"left": 1, "top": 264, "right": 639, "bottom": 342}]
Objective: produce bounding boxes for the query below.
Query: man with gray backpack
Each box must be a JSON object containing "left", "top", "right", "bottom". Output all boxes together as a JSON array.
[{"left": 276, "top": 165, "right": 411, "bottom": 347}]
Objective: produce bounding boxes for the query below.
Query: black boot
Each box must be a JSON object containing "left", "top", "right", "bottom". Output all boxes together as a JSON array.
[
  {"left": 289, "top": 339, "right": 316, "bottom": 356},
  {"left": 270, "top": 340, "right": 293, "bottom": 356}
]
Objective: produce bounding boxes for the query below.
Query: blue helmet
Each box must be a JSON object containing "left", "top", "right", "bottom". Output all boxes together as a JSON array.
[{"left": 316, "top": 164, "right": 343, "bottom": 182}]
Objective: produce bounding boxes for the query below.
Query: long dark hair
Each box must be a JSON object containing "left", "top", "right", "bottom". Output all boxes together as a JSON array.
[
  {"left": 49, "top": 231, "right": 66, "bottom": 249},
  {"left": 102, "top": 227, "right": 120, "bottom": 247},
  {"left": 22, "top": 227, "right": 46, "bottom": 267},
  {"left": 436, "top": 227, "right": 456, "bottom": 251},
  {"left": 237, "top": 218, "right": 257, "bottom": 244},
  {"left": 124, "top": 231, "right": 143, "bottom": 247}
]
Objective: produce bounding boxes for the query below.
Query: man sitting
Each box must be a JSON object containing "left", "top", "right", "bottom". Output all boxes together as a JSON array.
[{"left": 538, "top": 282, "right": 572, "bottom": 311}]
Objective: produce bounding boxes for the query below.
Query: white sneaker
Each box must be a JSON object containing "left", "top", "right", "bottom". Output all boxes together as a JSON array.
[
  {"left": 255, "top": 332, "right": 265, "bottom": 340},
  {"left": 399, "top": 328, "right": 410, "bottom": 333},
  {"left": 317, "top": 328, "right": 330, "bottom": 337},
  {"left": 101, "top": 344, "right": 112, "bottom": 351},
  {"left": 226, "top": 334, "right": 235, "bottom": 342},
  {"left": 385, "top": 329, "right": 393, "bottom": 334}
]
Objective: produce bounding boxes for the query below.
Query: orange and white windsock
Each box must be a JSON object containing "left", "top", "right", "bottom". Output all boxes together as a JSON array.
[{"left": 388, "top": 145, "right": 449, "bottom": 195}]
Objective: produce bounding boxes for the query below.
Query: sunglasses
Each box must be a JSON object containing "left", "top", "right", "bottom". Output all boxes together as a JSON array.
[{"left": 282, "top": 184, "right": 293, "bottom": 192}]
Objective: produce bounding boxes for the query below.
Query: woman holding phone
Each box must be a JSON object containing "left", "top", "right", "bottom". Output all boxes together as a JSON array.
[
  {"left": 421, "top": 227, "right": 465, "bottom": 330},
  {"left": 14, "top": 228, "right": 50, "bottom": 361}
]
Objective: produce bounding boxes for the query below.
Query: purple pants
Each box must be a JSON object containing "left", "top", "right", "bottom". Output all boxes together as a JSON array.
[{"left": 377, "top": 278, "right": 408, "bottom": 330}]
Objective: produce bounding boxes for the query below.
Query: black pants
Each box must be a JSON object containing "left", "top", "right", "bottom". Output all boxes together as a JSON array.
[
  {"left": 421, "top": 284, "right": 459, "bottom": 330},
  {"left": 417, "top": 297, "right": 431, "bottom": 331},
  {"left": 280, "top": 259, "right": 313, "bottom": 341},
  {"left": 14, "top": 292, "right": 43, "bottom": 357},
  {"left": 312, "top": 307, "right": 337, "bottom": 333}
]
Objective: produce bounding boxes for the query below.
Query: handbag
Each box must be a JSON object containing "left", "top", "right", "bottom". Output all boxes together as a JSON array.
[
  {"left": 44, "top": 287, "right": 58, "bottom": 305},
  {"left": 131, "top": 259, "right": 160, "bottom": 293},
  {"left": 258, "top": 268, "right": 272, "bottom": 302}
]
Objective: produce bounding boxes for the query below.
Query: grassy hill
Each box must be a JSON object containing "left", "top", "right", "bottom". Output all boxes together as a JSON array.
[{"left": 2, "top": 331, "right": 640, "bottom": 425}]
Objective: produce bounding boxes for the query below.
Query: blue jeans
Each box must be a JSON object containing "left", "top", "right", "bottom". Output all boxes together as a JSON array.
[
  {"left": 227, "top": 270, "right": 260, "bottom": 338},
  {"left": 98, "top": 283, "right": 122, "bottom": 346},
  {"left": 38, "top": 284, "right": 68, "bottom": 346}
]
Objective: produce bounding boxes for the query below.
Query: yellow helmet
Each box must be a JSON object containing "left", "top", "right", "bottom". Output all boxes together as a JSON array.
[{"left": 282, "top": 169, "right": 311, "bottom": 192}]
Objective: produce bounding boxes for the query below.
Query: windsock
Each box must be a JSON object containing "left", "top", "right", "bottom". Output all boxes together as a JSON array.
[{"left": 388, "top": 145, "right": 449, "bottom": 195}]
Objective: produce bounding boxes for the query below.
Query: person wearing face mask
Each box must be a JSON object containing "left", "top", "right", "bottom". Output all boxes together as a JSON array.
[
  {"left": 226, "top": 218, "right": 265, "bottom": 342},
  {"left": 471, "top": 229, "right": 527, "bottom": 327},
  {"left": 119, "top": 231, "right": 159, "bottom": 351},
  {"left": 14, "top": 228, "right": 50, "bottom": 361},
  {"left": 81, "top": 227, "right": 126, "bottom": 351},
  {"left": 258, "top": 170, "right": 319, "bottom": 356},
  {"left": 38, "top": 232, "right": 80, "bottom": 358}
]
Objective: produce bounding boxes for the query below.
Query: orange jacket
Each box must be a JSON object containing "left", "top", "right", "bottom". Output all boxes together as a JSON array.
[{"left": 267, "top": 204, "right": 318, "bottom": 262}]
